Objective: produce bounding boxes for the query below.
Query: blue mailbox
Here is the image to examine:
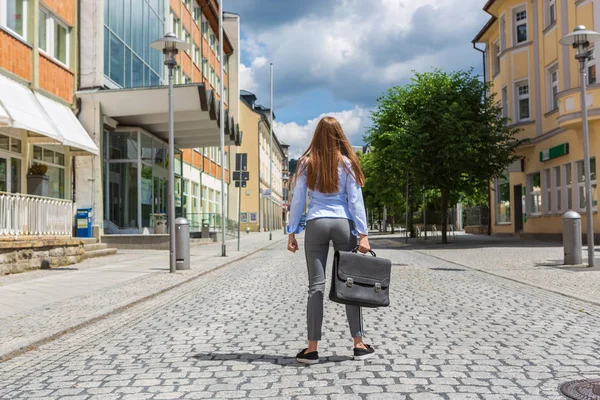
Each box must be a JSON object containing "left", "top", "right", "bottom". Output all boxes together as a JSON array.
[{"left": 76, "top": 208, "right": 93, "bottom": 238}]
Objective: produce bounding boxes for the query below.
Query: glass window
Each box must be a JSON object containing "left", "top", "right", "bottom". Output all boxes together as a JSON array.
[
  {"left": 109, "top": 33, "right": 125, "bottom": 86},
  {"left": 141, "top": 133, "right": 153, "bottom": 163},
  {"left": 496, "top": 175, "right": 511, "bottom": 223},
  {"left": 565, "top": 163, "right": 573, "bottom": 210},
  {"left": 132, "top": 55, "right": 144, "bottom": 87},
  {"left": 43, "top": 148, "right": 54, "bottom": 164},
  {"left": 11, "top": 158, "right": 21, "bottom": 193},
  {"left": 7, "top": 0, "right": 26, "bottom": 38},
  {"left": 39, "top": 9, "right": 48, "bottom": 51},
  {"left": 33, "top": 145, "right": 43, "bottom": 160},
  {"left": 154, "top": 140, "right": 166, "bottom": 167},
  {"left": 10, "top": 137, "right": 21, "bottom": 153},
  {"left": 547, "top": 0, "right": 556, "bottom": 26},
  {"left": 104, "top": 27, "right": 110, "bottom": 77},
  {"left": 109, "top": 130, "right": 138, "bottom": 160},
  {"left": 588, "top": 48, "right": 597, "bottom": 85},
  {"left": 55, "top": 152, "right": 64, "bottom": 166},
  {"left": 45, "top": 164, "right": 65, "bottom": 199},
  {"left": 528, "top": 172, "right": 542, "bottom": 214},
  {"left": 54, "top": 21, "right": 68, "bottom": 64},
  {"left": 108, "top": 162, "right": 138, "bottom": 228},
  {"left": 141, "top": 164, "right": 152, "bottom": 228},
  {"left": 548, "top": 67, "right": 559, "bottom": 111},
  {"left": 0, "top": 134, "right": 8, "bottom": 150},
  {"left": 516, "top": 83, "right": 530, "bottom": 121},
  {"left": 132, "top": 0, "right": 144, "bottom": 57},
  {"left": 125, "top": 48, "right": 132, "bottom": 88},
  {"left": 515, "top": 9, "right": 527, "bottom": 44}
]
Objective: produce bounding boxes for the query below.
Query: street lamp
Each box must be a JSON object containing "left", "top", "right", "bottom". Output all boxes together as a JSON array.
[
  {"left": 151, "top": 32, "right": 190, "bottom": 273},
  {"left": 560, "top": 25, "right": 600, "bottom": 268}
]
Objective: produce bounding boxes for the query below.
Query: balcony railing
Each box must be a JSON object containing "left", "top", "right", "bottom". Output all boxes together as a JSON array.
[{"left": 0, "top": 192, "right": 74, "bottom": 236}]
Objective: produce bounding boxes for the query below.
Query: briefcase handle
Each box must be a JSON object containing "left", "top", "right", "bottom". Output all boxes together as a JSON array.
[{"left": 351, "top": 246, "right": 377, "bottom": 257}]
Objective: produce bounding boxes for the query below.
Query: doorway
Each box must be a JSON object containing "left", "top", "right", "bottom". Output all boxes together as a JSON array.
[{"left": 514, "top": 184, "right": 523, "bottom": 232}]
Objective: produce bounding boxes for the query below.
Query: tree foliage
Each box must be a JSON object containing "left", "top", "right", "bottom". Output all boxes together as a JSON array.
[{"left": 365, "top": 69, "right": 525, "bottom": 243}]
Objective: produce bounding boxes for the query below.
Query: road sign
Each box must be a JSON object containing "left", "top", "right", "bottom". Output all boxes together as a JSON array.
[
  {"left": 232, "top": 171, "right": 250, "bottom": 182},
  {"left": 235, "top": 180, "right": 247, "bottom": 188},
  {"left": 235, "top": 153, "right": 248, "bottom": 171},
  {"left": 262, "top": 189, "right": 271, "bottom": 197}
]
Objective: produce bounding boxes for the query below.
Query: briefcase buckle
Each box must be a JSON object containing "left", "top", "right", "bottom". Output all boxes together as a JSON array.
[
  {"left": 375, "top": 283, "right": 382, "bottom": 293},
  {"left": 346, "top": 278, "right": 354, "bottom": 288}
]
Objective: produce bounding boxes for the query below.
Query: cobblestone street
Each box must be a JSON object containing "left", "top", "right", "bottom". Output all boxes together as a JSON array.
[{"left": 1, "top": 236, "right": 599, "bottom": 399}]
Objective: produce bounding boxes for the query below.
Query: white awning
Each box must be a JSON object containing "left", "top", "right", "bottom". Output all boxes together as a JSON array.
[
  {"left": 0, "top": 73, "right": 99, "bottom": 156},
  {"left": 0, "top": 74, "right": 61, "bottom": 143},
  {"left": 35, "top": 93, "right": 99, "bottom": 156}
]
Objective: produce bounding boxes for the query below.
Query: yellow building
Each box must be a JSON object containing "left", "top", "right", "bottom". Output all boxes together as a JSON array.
[
  {"left": 474, "top": 0, "right": 600, "bottom": 241},
  {"left": 237, "top": 90, "right": 288, "bottom": 233}
]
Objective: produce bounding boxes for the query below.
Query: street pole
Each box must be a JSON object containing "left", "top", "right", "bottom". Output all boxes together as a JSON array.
[
  {"left": 405, "top": 181, "right": 409, "bottom": 244},
  {"left": 219, "top": 0, "right": 226, "bottom": 256},
  {"left": 269, "top": 63, "right": 273, "bottom": 241},
  {"left": 237, "top": 179, "right": 241, "bottom": 251},
  {"left": 423, "top": 189, "right": 427, "bottom": 240},
  {"left": 168, "top": 62, "right": 175, "bottom": 273},
  {"left": 579, "top": 57, "right": 595, "bottom": 267}
]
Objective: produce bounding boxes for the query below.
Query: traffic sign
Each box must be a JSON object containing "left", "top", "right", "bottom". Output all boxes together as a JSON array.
[
  {"left": 235, "top": 153, "right": 248, "bottom": 171},
  {"left": 233, "top": 171, "right": 250, "bottom": 182},
  {"left": 235, "top": 180, "right": 247, "bottom": 188}
]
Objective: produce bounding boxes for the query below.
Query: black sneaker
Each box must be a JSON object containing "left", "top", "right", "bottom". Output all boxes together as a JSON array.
[
  {"left": 296, "top": 348, "right": 319, "bottom": 365},
  {"left": 353, "top": 344, "right": 375, "bottom": 360}
]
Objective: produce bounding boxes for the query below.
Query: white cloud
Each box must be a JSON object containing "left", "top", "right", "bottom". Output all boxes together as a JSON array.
[
  {"left": 239, "top": 0, "right": 488, "bottom": 105},
  {"left": 275, "top": 107, "right": 371, "bottom": 159}
]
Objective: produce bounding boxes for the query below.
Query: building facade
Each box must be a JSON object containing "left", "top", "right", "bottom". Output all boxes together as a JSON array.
[
  {"left": 76, "top": 0, "right": 240, "bottom": 237},
  {"left": 474, "top": 0, "right": 600, "bottom": 240},
  {"left": 238, "top": 90, "right": 287, "bottom": 233},
  {"left": 0, "top": 0, "right": 99, "bottom": 237}
]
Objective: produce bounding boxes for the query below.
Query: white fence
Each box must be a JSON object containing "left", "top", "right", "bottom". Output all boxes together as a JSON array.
[{"left": 0, "top": 192, "right": 74, "bottom": 236}]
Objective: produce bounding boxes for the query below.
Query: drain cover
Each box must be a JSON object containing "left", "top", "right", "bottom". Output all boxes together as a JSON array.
[{"left": 560, "top": 379, "right": 600, "bottom": 399}]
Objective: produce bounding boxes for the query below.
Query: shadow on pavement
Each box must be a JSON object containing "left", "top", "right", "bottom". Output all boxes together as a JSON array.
[{"left": 191, "top": 353, "right": 352, "bottom": 366}]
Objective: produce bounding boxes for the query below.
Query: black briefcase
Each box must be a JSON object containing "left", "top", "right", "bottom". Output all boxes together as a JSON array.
[{"left": 329, "top": 247, "right": 391, "bottom": 308}]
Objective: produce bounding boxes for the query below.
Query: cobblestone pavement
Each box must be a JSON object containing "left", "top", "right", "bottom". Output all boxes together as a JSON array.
[
  {"left": 1, "top": 238, "right": 599, "bottom": 399},
  {"left": 0, "top": 232, "right": 281, "bottom": 359}
]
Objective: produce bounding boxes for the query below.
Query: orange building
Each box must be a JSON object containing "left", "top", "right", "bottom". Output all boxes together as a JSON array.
[{"left": 0, "top": 0, "right": 99, "bottom": 237}]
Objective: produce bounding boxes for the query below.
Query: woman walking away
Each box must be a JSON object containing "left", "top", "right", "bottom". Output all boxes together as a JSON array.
[{"left": 286, "top": 116, "right": 374, "bottom": 365}]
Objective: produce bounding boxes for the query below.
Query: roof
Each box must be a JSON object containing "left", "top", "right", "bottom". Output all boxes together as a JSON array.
[{"left": 472, "top": 16, "right": 497, "bottom": 43}]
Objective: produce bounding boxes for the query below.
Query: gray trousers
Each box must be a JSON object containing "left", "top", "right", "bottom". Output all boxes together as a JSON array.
[{"left": 304, "top": 218, "right": 364, "bottom": 341}]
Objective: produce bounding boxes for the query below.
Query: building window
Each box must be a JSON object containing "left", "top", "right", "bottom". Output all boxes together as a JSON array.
[
  {"left": 194, "top": 45, "right": 200, "bottom": 65},
  {"left": 576, "top": 158, "right": 597, "bottom": 212},
  {"left": 183, "top": 73, "right": 191, "bottom": 84},
  {"left": 588, "top": 47, "right": 596, "bottom": 85},
  {"left": 174, "top": 66, "right": 181, "bottom": 85},
  {"left": 171, "top": 13, "right": 180, "bottom": 37},
  {"left": 202, "top": 57, "right": 208, "bottom": 78},
  {"left": 184, "top": 0, "right": 191, "bottom": 9},
  {"left": 32, "top": 145, "right": 65, "bottom": 199},
  {"left": 193, "top": 6, "right": 201, "bottom": 22},
  {"left": 527, "top": 172, "right": 542, "bottom": 215},
  {"left": 492, "top": 40, "right": 501, "bottom": 77},
  {"left": 1, "top": 0, "right": 27, "bottom": 39},
  {"left": 201, "top": 16, "right": 208, "bottom": 38},
  {"left": 543, "top": 168, "right": 552, "bottom": 215},
  {"left": 546, "top": 0, "right": 556, "bottom": 27},
  {"left": 210, "top": 67, "right": 215, "bottom": 88},
  {"left": 516, "top": 82, "right": 530, "bottom": 121},
  {"left": 514, "top": 7, "right": 527, "bottom": 44},
  {"left": 565, "top": 163, "right": 573, "bottom": 210},
  {"left": 548, "top": 66, "right": 559, "bottom": 111},
  {"left": 183, "top": 29, "right": 190, "bottom": 53},
  {"left": 553, "top": 166, "right": 562, "bottom": 213},
  {"left": 209, "top": 32, "right": 217, "bottom": 54},
  {"left": 501, "top": 86, "right": 509, "bottom": 119},
  {"left": 496, "top": 174, "right": 511, "bottom": 224}
]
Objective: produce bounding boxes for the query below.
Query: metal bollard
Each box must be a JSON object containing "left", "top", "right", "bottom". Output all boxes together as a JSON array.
[
  {"left": 175, "top": 217, "right": 190, "bottom": 270},
  {"left": 563, "top": 211, "right": 582, "bottom": 265}
]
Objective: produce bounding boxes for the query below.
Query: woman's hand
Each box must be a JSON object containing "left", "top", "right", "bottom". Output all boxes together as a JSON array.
[
  {"left": 357, "top": 234, "right": 370, "bottom": 254},
  {"left": 288, "top": 234, "right": 299, "bottom": 253}
]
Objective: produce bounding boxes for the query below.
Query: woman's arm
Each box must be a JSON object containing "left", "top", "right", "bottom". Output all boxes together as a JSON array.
[
  {"left": 286, "top": 168, "right": 308, "bottom": 235},
  {"left": 346, "top": 169, "right": 368, "bottom": 236}
]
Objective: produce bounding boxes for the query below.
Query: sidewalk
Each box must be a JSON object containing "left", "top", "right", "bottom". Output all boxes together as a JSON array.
[
  {"left": 370, "top": 231, "right": 600, "bottom": 307},
  {"left": 0, "top": 231, "right": 287, "bottom": 360}
]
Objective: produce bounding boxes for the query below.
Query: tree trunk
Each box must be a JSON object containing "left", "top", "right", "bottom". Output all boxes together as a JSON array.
[
  {"left": 441, "top": 189, "right": 448, "bottom": 244},
  {"left": 391, "top": 216, "right": 395, "bottom": 234}
]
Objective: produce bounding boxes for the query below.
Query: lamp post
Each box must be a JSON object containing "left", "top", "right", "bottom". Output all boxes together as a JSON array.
[
  {"left": 560, "top": 25, "right": 600, "bottom": 268},
  {"left": 269, "top": 63, "right": 274, "bottom": 241},
  {"left": 151, "top": 33, "right": 189, "bottom": 273},
  {"left": 218, "top": 0, "right": 226, "bottom": 257}
]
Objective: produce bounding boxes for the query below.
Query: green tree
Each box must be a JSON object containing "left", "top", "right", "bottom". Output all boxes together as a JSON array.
[{"left": 367, "top": 69, "right": 524, "bottom": 243}]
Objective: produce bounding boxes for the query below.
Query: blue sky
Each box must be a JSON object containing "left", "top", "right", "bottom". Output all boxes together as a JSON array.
[{"left": 227, "top": 0, "right": 490, "bottom": 158}]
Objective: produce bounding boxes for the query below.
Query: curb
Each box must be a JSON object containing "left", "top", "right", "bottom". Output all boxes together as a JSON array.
[{"left": 0, "top": 237, "right": 286, "bottom": 362}]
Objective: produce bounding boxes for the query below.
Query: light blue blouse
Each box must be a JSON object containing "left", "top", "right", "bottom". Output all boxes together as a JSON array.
[{"left": 286, "top": 159, "right": 368, "bottom": 236}]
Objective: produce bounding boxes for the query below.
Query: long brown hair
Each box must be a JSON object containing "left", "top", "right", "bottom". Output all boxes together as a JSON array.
[{"left": 297, "top": 116, "right": 365, "bottom": 193}]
